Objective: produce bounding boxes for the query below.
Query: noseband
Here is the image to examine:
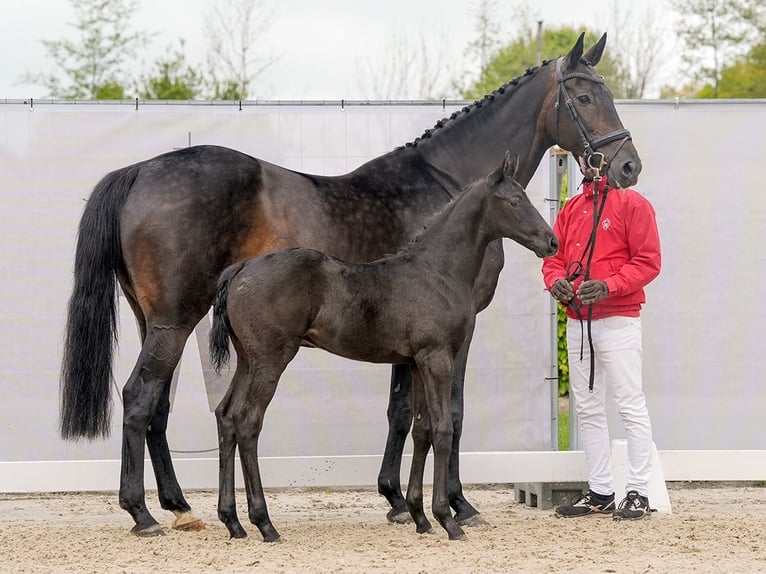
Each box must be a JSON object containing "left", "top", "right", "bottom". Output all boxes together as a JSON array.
[{"left": 554, "top": 57, "right": 632, "bottom": 174}]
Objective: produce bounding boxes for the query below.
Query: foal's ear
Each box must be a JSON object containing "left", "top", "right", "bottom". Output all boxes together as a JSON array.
[
  {"left": 565, "top": 32, "right": 586, "bottom": 70},
  {"left": 505, "top": 152, "right": 520, "bottom": 179},
  {"left": 583, "top": 33, "right": 607, "bottom": 67},
  {"left": 489, "top": 151, "right": 511, "bottom": 185}
]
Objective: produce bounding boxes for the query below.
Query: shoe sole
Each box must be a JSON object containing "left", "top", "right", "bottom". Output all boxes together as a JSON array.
[{"left": 554, "top": 510, "right": 614, "bottom": 519}]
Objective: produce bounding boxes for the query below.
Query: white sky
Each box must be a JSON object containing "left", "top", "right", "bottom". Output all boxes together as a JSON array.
[{"left": 0, "top": 0, "right": 676, "bottom": 100}]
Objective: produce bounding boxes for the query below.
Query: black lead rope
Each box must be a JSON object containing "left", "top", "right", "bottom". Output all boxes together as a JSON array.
[{"left": 565, "top": 177, "right": 609, "bottom": 392}]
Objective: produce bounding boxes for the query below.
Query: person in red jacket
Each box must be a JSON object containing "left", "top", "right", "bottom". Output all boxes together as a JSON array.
[{"left": 542, "top": 155, "right": 661, "bottom": 520}]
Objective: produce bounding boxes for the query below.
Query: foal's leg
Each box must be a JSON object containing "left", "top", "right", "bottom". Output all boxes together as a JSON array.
[
  {"left": 414, "top": 352, "right": 466, "bottom": 541},
  {"left": 216, "top": 360, "right": 249, "bottom": 539},
  {"left": 448, "top": 332, "right": 485, "bottom": 526},
  {"left": 235, "top": 350, "right": 297, "bottom": 543},
  {"left": 377, "top": 364, "right": 414, "bottom": 523},
  {"left": 119, "top": 325, "right": 196, "bottom": 536},
  {"left": 405, "top": 367, "right": 433, "bottom": 535}
]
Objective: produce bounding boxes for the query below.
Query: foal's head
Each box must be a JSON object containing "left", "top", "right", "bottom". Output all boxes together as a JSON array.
[{"left": 484, "top": 152, "right": 558, "bottom": 258}]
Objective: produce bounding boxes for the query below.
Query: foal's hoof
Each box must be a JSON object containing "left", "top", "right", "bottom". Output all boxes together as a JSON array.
[
  {"left": 172, "top": 511, "right": 205, "bottom": 532},
  {"left": 386, "top": 508, "right": 413, "bottom": 524},
  {"left": 457, "top": 513, "right": 488, "bottom": 528},
  {"left": 131, "top": 523, "right": 165, "bottom": 537}
]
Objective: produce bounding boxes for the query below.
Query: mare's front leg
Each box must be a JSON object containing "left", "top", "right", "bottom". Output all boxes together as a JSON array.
[
  {"left": 415, "top": 352, "right": 466, "bottom": 541},
  {"left": 448, "top": 332, "right": 485, "bottom": 526},
  {"left": 377, "top": 363, "right": 414, "bottom": 523},
  {"left": 120, "top": 327, "right": 198, "bottom": 536}
]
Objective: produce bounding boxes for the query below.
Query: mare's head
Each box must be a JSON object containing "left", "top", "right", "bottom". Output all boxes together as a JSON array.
[
  {"left": 484, "top": 151, "right": 558, "bottom": 258},
  {"left": 546, "top": 33, "right": 641, "bottom": 189}
]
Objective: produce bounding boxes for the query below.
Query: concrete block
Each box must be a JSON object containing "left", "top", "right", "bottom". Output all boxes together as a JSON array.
[{"left": 514, "top": 481, "right": 588, "bottom": 510}]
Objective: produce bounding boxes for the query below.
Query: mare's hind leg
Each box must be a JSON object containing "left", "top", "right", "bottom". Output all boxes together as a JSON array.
[
  {"left": 119, "top": 324, "right": 198, "bottom": 536},
  {"left": 405, "top": 366, "right": 433, "bottom": 535},
  {"left": 377, "top": 363, "right": 414, "bottom": 523},
  {"left": 448, "top": 333, "right": 485, "bottom": 526},
  {"left": 120, "top": 286, "right": 203, "bottom": 533},
  {"left": 215, "top": 359, "right": 248, "bottom": 539}
]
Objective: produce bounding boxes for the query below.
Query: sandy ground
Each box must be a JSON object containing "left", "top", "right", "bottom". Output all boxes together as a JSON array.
[{"left": 1, "top": 483, "right": 765, "bottom": 574}]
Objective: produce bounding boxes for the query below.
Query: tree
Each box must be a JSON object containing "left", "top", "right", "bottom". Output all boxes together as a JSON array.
[
  {"left": 137, "top": 41, "right": 203, "bottom": 100},
  {"left": 204, "top": 0, "right": 278, "bottom": 99},
  {"left": 697, "top": 44, "right": 766, "bottom": 97},
  {"left": 358, "top": 24, "right": 454, "bottom": 100},
  {"left": 669, "top": 0, "right": 752, "bottom": 97},
  {"left": 462, "top": 27, "right": 620, "bottom": 100},
  {"left": 607, "top": 2, "right": 668, "bottom": 99},
  {"left": 23, "top": 0, "right": 149, "bottom": 99}
]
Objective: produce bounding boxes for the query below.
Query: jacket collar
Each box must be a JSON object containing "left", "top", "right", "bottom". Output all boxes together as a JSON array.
[{"left": 581, "top": 175, "right": 609, "bottom": 198}]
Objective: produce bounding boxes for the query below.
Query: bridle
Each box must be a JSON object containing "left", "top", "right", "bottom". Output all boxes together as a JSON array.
[
  {"left": 554, "top": 57, "right": 632, "bottom": 177},
  {"left": 553, "top": 56, "right": 633, "bottom": 392}
]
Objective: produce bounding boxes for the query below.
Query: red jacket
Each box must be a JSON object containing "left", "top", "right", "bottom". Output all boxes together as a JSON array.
[{"left": 542, "top": 178, "right": 661, "bottom": 320}]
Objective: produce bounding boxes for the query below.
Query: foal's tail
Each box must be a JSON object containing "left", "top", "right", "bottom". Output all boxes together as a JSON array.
[
  {"left": 60, "top": 166, "right": 139, "bottom": 440},
  {"left": 210, "top": 262, "right": 246, "bottom": 373}
]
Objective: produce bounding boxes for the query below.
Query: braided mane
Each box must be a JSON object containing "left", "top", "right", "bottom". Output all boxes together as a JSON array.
[{"left": 397, "top": 59, "right": 554, "bottom": 149}]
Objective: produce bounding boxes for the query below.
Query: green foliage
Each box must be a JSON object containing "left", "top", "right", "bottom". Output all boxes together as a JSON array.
[
  {"left": 138, "top": 41, "right": 203, "bottom": 100},
  {"left": 696, "top": 44, "right": 766, "bottom": 97},
  {"left": 462, "top": 26, "right": 619, "bottom": 101},
  {"left": 25, "top": 0, "right": 149, "bottom": 99},
  {"left": 558, "top": 409, "right": 570, "bottom": 451}
]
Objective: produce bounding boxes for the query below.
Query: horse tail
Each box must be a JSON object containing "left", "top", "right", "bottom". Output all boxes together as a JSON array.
[
  {"left": 60, "top": 165, "right": 140, "bottom": 440},
  {"left": 210, "top": 262, "right": 246, "bottom": 373}
]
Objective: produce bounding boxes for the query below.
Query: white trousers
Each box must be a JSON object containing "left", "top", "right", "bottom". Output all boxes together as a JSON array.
[{"left": 567, "top": 316, "right": 653, "bottom": 497}]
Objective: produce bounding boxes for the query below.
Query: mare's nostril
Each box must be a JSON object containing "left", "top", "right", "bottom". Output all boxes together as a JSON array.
[{"left": 622, "top": 161, "right": 634, "bottom": 176}]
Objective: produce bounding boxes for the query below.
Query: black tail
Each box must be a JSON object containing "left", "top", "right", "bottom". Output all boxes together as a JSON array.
[
  {"left": 60, "top": 166, "right": 139, "bottom": 440},
  {"left": 210, "top": 262, "right": 246, "bottom": 373}
]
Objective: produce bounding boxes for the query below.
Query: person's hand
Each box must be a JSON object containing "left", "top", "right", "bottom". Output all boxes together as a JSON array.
[
  {"left": 550, "top": 279, "right": 574, "bottom": 303},
  {"left": 577, "top": 280, "right": 609, "bottom": 305}
]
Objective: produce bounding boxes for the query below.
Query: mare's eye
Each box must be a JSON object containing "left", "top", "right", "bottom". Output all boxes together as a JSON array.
[{"left": 577, "top": 95, "right": 591, "bottom": 105}]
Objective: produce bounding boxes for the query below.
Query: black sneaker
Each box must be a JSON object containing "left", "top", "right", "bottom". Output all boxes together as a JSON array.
[
  {"left": 612, "top": 490, "right": 651, "bottom": 521},
  {"left": 554, "top": 489, "right": 615, "bottom": 518}
]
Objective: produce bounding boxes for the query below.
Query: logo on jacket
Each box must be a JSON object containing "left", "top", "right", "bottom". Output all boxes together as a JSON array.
[{"left": 602, "top": 218, "right": 611, "bottom": 230}]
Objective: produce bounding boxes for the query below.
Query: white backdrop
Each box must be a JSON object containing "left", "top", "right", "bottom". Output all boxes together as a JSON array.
[
  {"left": 0, "top": 100, "right": 553, "bottom": 468},
  {"left": 1, "top": 99, "right": 765, "bottom": 493}
]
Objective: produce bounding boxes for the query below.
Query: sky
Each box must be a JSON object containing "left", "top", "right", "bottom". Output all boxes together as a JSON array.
[{"left": 0, "top": 0, "right": 675, "bottom": 100}]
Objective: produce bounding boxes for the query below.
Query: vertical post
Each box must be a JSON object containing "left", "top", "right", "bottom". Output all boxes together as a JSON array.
[{"left": 546, "top": 148, "right": 567, "bottom": 449}]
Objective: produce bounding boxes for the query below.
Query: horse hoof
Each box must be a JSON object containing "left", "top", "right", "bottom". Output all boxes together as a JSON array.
[
  {"left": 263, "top": 534, "right": 282, "bottom": 543},
  {"left": 131, "top": 523, "right": 165, "bottom": 537},
  {"left": 172, "top": 511, "right": 205, "bottom": 532},
  {"left": 386, "top": 509, "right": 413, "bottom": 524},
  {"left": 457, "top": 513, "right": 487, "bottom": 528},
  {"left": 449, "top": 531, "right": 468, "bottom": 541}
]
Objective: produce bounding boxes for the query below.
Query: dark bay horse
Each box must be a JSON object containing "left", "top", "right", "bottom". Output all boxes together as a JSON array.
[
  {"left": 209, "top": 152, "right": 558, "bottom": 541},
  {"left": 60, "top": 32, "right": 641, "bottom": 535}
]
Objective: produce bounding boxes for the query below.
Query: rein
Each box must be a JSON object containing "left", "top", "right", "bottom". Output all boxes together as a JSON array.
[{"left": 565, "top": 176, "right": 609, "bottom": 392}]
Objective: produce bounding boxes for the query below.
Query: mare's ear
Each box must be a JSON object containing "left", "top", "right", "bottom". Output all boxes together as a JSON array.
[
  {"left": 489, "top": 151, "right": 511, "bottom": 185},
  {"left": 565, "top": 32, "right": 586, "bottom": 70},
  {"left": 583, "top": 33, "right": 607, "bottom": 67}
]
